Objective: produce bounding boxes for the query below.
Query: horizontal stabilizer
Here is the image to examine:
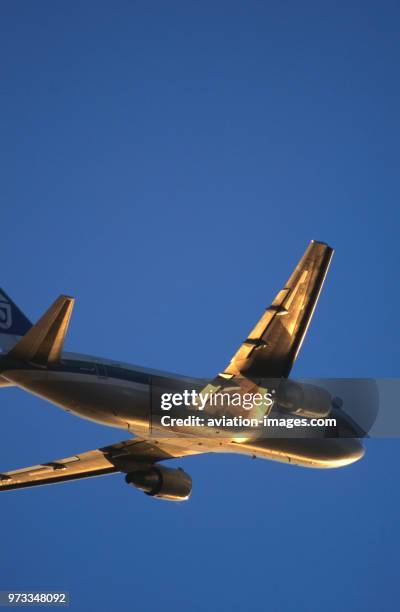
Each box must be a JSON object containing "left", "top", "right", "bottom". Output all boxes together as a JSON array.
[{"left": 9, "top": 295, "right": 74, "bottom": 364}]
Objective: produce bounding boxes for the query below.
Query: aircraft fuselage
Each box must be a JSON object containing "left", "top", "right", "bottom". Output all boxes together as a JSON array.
[{"left": 0, "top": 352, "right": 365, "bottom": 469}]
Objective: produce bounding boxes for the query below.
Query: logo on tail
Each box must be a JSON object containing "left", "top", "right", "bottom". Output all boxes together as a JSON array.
[{"left": 0, "top": 294, "right": 12, "bottom": 330}]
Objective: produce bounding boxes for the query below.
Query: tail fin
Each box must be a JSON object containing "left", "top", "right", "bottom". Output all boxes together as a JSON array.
[
  {"left": 8, "top": 295, "right": 74, "bottom": 364},
  {"left": 0, "top": 289, "right": 32, "bottom": 353}
]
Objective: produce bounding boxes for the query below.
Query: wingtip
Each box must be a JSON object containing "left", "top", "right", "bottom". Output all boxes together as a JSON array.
[{"left": 310, "top": 239, "right": 335, "bottom": 252}]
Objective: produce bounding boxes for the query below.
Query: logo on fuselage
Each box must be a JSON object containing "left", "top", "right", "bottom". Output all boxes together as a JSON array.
[{"left": 0, "top": 294, "right": 12, "bottom": 330}]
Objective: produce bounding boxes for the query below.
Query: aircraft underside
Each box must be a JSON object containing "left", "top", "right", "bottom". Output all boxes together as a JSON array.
[{"left": 0, "top": 241, "right": 366, "bottom": 501}]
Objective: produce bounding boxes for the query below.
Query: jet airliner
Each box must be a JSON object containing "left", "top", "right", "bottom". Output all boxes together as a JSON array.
[{"left": 0, "top": 241, "right": 364, "bottom": 501}]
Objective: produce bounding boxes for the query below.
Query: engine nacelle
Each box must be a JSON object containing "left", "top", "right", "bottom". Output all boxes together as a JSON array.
[
  {"left": 125, "top": 466, "right": 192, "bottom": 501},
  {"left": 276, "top": 381, "right": 332, "bottom": 418}
]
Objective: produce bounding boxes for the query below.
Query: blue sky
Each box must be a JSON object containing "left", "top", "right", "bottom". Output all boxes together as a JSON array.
[{"left": 1, "top": 2, "right": 400, "bottom": 611}]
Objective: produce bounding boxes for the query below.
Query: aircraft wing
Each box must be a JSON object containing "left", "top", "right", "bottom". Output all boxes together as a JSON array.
[
  {"left": 0, "top": 438, "right": 199, "bottom": 491},
  {"left": 220, "top": 240, "right": 334, "bottom": 380}
]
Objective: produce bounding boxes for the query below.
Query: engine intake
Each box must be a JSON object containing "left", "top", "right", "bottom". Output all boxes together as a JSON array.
[
  {"left": 125, "top": 466, "right": 192, "bottom": 501},
  {"left": 276, "top": 381, "right": 331, "bottom": 418}
]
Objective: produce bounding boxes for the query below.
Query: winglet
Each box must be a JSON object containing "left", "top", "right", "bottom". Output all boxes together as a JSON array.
[{"left": 9, "top": 295, "right": 74, "bottom": 364}]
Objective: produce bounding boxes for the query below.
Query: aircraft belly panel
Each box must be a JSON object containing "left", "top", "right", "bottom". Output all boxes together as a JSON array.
[
  {"left": 229, "top": 438, "right": 364, "bottom": 468},
  {"left": 3, "top": 370, "right": 149, "bottom": 432}
]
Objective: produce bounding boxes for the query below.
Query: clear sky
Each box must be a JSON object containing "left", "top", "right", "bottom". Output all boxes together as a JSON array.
[{"left": 1, "top": 2, "right": 400, "bottom": 611}]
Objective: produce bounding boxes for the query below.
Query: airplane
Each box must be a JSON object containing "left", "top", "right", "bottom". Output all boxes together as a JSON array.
[{"left": 0, "top": 241, "right": 365, "bottom": 501}]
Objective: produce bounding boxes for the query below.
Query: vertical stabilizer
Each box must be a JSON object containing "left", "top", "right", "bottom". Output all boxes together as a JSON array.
[{"left": 0, "top": 288, "right": 32, "bottom": 353}]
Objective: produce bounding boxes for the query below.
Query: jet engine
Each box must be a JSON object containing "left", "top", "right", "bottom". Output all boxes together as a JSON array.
[
  {"left": 276, "top": 381, "right": 332, "bottom": 418},
  {"left": 125, "top": 465, "right": 192, "bottom": 501}
]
